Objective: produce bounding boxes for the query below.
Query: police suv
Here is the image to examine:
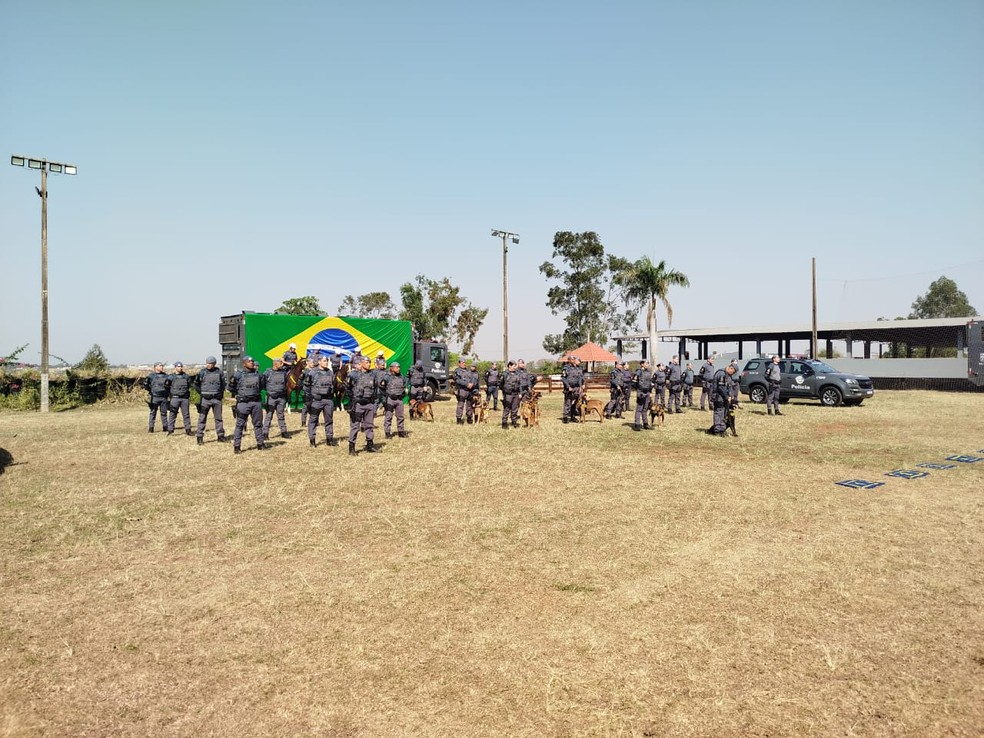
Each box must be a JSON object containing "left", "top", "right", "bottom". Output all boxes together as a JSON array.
[{"left": 739, "top": 357, "right": 874, "bottom": 407}]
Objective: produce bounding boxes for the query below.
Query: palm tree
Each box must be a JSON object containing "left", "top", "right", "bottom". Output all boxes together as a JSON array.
[{"left": 616, "top": 256, "right": 690, "bottom": 361}]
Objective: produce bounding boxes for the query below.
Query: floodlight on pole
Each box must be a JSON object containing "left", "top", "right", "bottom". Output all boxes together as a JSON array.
[
  {"left": 491, "top": 229, "right": 519, "bottom": 363},
  {"left": 10, "top": 154, "right": 78, "bottom": 413}
]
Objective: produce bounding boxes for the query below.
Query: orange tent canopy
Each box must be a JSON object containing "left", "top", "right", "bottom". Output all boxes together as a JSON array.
[{"left": 559, "top": 341, "right": 619, "bottom": 363}]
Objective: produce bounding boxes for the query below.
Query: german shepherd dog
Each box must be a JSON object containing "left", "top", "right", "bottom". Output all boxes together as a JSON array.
[
  {"left": 648, "top": 401, "right": 666, "bottom": 427},
  {"left": 409, "top": 399, "right": 434, "bottom": 422},
  {"left": 577, "top": 394, "right": 605, "bottom": 423},
  {"left": 520, "top": 390, "right": 542, "bottom": 428},
  {"left": 473, "top": 394, "right": 490, "bottom": 424}
]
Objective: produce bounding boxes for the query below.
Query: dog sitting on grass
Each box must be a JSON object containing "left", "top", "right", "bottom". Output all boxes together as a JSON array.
[
  {"left": 519, "top": 391, "right": 542, "bottom": 428},
  {"left": 648, "top": 402, "right": 665, "bottom": 428}
]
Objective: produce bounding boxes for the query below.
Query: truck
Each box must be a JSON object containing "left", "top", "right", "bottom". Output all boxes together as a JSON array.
[{"left": 218, "top": 312, "right": 449, "bottom": 401}]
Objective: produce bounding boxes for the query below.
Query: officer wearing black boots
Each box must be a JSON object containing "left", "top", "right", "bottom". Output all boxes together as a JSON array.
[
  {"left": 194, "top": 356, "right": 227, "bottom": 444},
  {"left": 653, "top": 362, "right": 667, "bottom": 408},
  {"left": 604, "top": 362, "right": 626, "bottom": 419},
  {"left": 765, "top": 354, "right": 783, "bottom": 415},
  {"left": 229, "top": 355, "right": 266, "bottom": 454},
  {"left": 166, "top": 362, "right": 193, "bottom": 436},
  {"left": 709, "top": 363, "right": 737, "bottom": 436},
  {"left": 667, "top": 355, "right": 683, "bottom": 413},
  {"left": 304, "top": 354, "right": 337, "bottom": 447},
  {"left": 632, "top": 359, "right": 654, "bottom": 431},
  {"left": 699, "top": 357, "right": 715, "bottom": 411},
  {"left": 145, "top": 362, "right": 170, "bottom": 433},
  {"left": 453, "top": 357, "right": 475, "bottom": 425},
  {"left": 407, "top": 359, "right": 426, "bottom": 406},
  {"left": 561, "top": 355, "right": 585, "bottom": 424},
  {"left": 499, "top": 360, "right": 522, "bottom": 428},
  {"left": 347, "top": 355, "right": 380, "bottom": 454},
  {"left": 381, "top": 361, "right": 408, "bottom": 439},
  {"left": 262, "top": 357, "right": 291, "bottom": 441},
  {"left": 485, "top": 362, "right": 500, "bottom": 411},
  {"left": 682, "top": 362, "right": 695, "bottom": 407}
]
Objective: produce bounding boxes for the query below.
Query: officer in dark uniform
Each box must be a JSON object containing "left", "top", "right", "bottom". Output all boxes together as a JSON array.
[
  {"left": 728, "top": 359, "right": 742, "bottom": 407},
  {"left": 194, "top": 356, "right": 227, "bottom": 444},
  {"left": 632, "top": 359, "right": 654, "bottom": 431},
  {"left": 699, "top": 357, "right": 715, "bottom": 411},
  {"left": 453, "top": 357, "right": 475, "bottom": 425},
  {"left": 381, "top": 361, "right": 408, "bottom": 439},
  {"left": 709, "top": 363, "right": 737, "bottom": 436},
  {"left": 282, "top": 342, "right": 298, "bottom": 370},
  {"left": 262, "top": 357, "right": 291, "bottom": 441},
  {"left": 765, "top": 354, "right": 783, "bottom": 415},
  {"left": 499, "top": 360, "right": 522, "bottom": 429},
  {"left": 371, "top": 352, "right": 387, "bottom": 417},
  {"left": 347, "top": 355, "right": 380, "bottom": 454},
  {"left": 561, "top": 355, "right": 585, "bottom": 424},
  {"left": 604, "top": 362, "right": 626, "bottom": 419},
  {"left": 166, "top": 362, "right": 193, "bottom": 436},
  {"left": 407, "top": 359, "right": 427, "bottom": 407},
  {"left": 304, "top": 354, "right": 336, "bottom": 447},
  {"left": 682, "top": 362, "right": 696, "bottom": 407},
  {"left": 329, "top": 349, "right": 341, "bottom": 374},
  {"left": 517, "top": 359, "right": 535, "bottom": 400},
  {"left": 485, "top": 362, "right": 500, "bottom": 411},
  {"left": 229, "top": 355, "right": 266, "bottom": 454},
  {"left": 653, "top": 362, "right": 667, "bottom": 408},
  {"left": 667, "top": 355, "right": 683, "bottom": 413},
  {"left": 145, "top": 362, "right": 170, "bottom": 433}
]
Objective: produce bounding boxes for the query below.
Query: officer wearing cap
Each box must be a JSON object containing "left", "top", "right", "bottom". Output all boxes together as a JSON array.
[
  {"left": 262, "top": 356, "right": 291, "bottom": 441},
  {"left": 485, "top": 362, "right": 500, "bottom": 411},
  {"left": 516, "top": 359, "right": 536, "bottom": 400},
  {"left": 653, "top": 362, "right": 667, "bottom": 408},
  {"left": 499, "top": 360, "right": 522, "bottom": 429},
  {"left": 453, "top": 357, "right": 475, "bottom": 425},
  {"left": 604, "top": 361, "right": 627, "bottom": 419},
  {"left": 699, "top": 357, "right": 715, "bottom": 411},
  {"left": 407, "top": 358, "right": 427, "bottom": 408},
  {"left": 372, "top": 351, "right": 387, "bottom": 417},
  {"left": 381, "top": 361, "right": 408, "bottom": 439},
  {"left": 194, "top": 356, "right": 227, "bottom": 444},
  {"left": 765, "top": 354, "right": 783, "bottom": 416},
  {"left": 667, "top": 355, "right": 684, "bottom": 414},
  {"left": 561, "top": 354, "right": 584, "bottom": 424},
  {"left": 167, "top": 362, "right": 193, "bottom": 436},
  {"left": 304, "top": 354, "right": 337, "bottom": 447},
  {"left": 229, "top": 355, "right": 266, "bottom": 454},
  {"left": 682, "top": 362, "right": 696, "bottom": 407},
  {"left": 632, "top": 358, "right": 654, "bottom": 431},
  {"left": 347, "top": 354, "right": 380, "bottom": 454},
  {"left": 708, "top": 363, "right": 737, "bottom": 436},
  {"left": 144, "top": 362, "right": 170, "bottom": 433}
]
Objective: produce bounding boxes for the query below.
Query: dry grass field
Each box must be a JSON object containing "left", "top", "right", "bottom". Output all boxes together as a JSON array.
[{"left": 1, "top": 389, "right": 982, "bottom": 737}]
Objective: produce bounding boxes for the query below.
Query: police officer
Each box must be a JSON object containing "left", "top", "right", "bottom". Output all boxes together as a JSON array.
[
  {"left": 329, "top": 349, "right": 341, "bottom": 374},
  {"left": 382, "top": 361, "right": 408, "bottom": 439},
  {"left": 517, "top": 359, "right": 534, "bottom": 400},
  {"left": 632, "top": 359, "right": 654, "bottom": 431},
  {"left": 407, "top": 359, "right": 427, "bottom": 408},
  {"left": 144, "top": 362, "right": 170, "bottom": 433},
  {"left": 765, "top": 354, "right": 783, "bottom": 416},
  {"left": 728, "top": 359, "right": 742, "bottom": 407},
  {"left": 708, "top": 363, "right": 737, "bottom": 436},
  {"left": 372, "top": 351, "right": 387, "bottom": 417},
  {"left": 653, "top": 362, "right": 667, "bottom": 408},
  {"left": 499, "top": 360, "right": 522, "bottom": 429},
  {"left": 561, "top": 355, "right": 585, "bottom": 424},
  {"left": 699, "top": 357, "right": 715, "bottom": 411},
  {"left": 347, "top": 354, "right": 380, "bottom": 454},
  {"left": 194, "top": 356, "right": 227, "bottom": 444},
  {"left": 682, "top": 362, "right": 696, "bottom": 408},
  {"left": 666, "top": 355, "right": 684, "bottom": 414},
  {"left": 262, "top": 357, "right": 291, "bottom": 441},
  {"left": 304, "top": 354, "right": 336, "bottom": 447},
  {"left": 453, "top": 357, "right": 475, "bottom": 425},
  {"left": 282, "top": 342, "right": 298, "bottom": 370},
  {"left": 485, "top": 362, "right": 500, "bottom": 411},
  {"left": 229, "top": 355, "right": 266, "bottom": 454},
  {"left": 166, "top": 362, "right": 193, "bottom": 436},
  {"left": 604, "top": 361, "right": 626, "bottom": 419}
]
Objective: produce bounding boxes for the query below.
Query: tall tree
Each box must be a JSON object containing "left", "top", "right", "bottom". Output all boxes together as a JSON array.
[
  {"left": 399, "top": 275, "right": 488, "bottom": 353},
  {"left": 74, "top": 344, "right": 110, "bottom": 373},
  {"left": 908, "top": 277, "right": 977, "bottom": 319},
  {"left": 539, "top": 232, "right": 635, "bottom": 354},
  {"left": 614, "top": 256, "right": 691, "bottom": 360},
  {"left": 275, "top": 296, "right": 325, "bottom": 316},
  {"left": 337, "top": 292, "right": 397, "bottom": 319}
]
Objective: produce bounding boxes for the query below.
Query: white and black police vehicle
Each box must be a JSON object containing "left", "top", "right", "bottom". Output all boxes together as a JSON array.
[{"left": 739, "top": 357, "right": 874, "bottom": 407}]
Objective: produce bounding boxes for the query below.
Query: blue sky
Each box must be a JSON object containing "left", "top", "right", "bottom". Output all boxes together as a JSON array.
[{"left": 2, "top": 0, "right": 982, "bottom": 366}]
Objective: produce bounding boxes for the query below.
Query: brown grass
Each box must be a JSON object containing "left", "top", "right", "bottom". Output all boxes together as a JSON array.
[{"left": 1, "top": 391, "right": 982, "bottom": 737}]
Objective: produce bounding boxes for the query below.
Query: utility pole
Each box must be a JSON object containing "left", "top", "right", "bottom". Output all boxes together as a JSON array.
[
  {"left": 811, "top": 257, "right": 818, "bottom": 360},
  {"left": 491, "top": 229, "right": 519, "bottom": 363},
  {"left": 10, "top": 155, "right": 77, "bottom": 413}
]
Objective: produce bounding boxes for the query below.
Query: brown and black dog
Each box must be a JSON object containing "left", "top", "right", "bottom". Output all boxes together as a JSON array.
[
  {"left": 577, "top": 394, "right": 605, "bottom": 423},
  {"left": 519, "top": 391, "right": 542, "bottom": 428},
  {"left": 648, "top": 402, "right": 666, "bottom": 427},
  {"left": 473, "top": 395, "right": 490, "bottom": 424},
  {"left": 409, "top": 399, "right": 434, "bottom": 422}
]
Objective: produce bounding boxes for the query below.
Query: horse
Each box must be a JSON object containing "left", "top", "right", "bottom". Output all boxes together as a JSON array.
[
  {"left": 333, "top": 361, "right": 350, "bottom": 411},
  {"left": 285, "top": 357, "right": 307, "bottom": 411}
]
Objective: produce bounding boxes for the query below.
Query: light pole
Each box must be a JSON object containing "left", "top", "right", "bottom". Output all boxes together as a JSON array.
[
  {"left": 491, "top": 229, "right": 519, "bottom": 363},
  {"left": 10, "top": 155, "right": 77, "bottom": 413}
]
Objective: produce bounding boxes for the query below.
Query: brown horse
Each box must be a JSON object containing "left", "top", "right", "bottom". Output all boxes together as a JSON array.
[
  {"left": 286, "top": 357, "right": 307, "bottom": 410},
  {"left": 333, "top": 361, "right": 350, "bottom": 410}
]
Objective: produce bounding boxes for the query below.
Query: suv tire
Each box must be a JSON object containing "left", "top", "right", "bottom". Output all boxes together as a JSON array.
[
  {"left": 748, "top": 384, "right": 767, "bottom": 404},
  {"left": 820, "top": 386, "right": 843, "bottom": 407}
]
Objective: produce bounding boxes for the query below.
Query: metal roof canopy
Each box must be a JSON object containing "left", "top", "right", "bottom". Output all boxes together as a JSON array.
[{"left": 613, "top": 317, "right": 983, "bottom": 350}]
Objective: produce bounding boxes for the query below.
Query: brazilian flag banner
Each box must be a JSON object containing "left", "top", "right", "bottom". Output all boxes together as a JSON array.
[{"left": 243, "top": 314, "right": 414, "bottom": 372}]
